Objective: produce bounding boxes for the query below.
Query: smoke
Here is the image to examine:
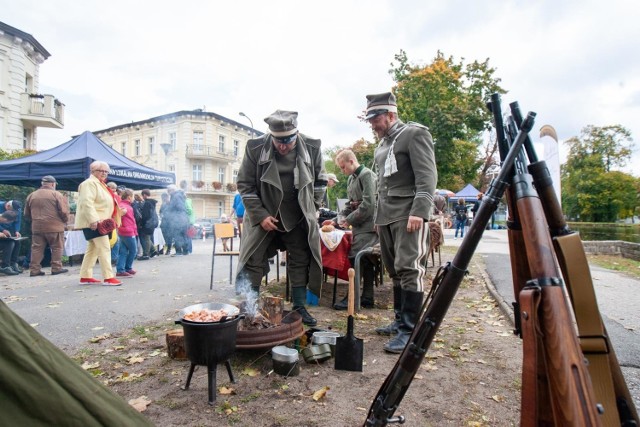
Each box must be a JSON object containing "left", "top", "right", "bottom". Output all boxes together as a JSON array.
[{"left": 235, "top": 271, "right": 259, "bottom": 318}]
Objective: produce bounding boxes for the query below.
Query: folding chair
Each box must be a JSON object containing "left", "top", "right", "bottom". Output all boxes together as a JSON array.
[{"left": 209, "top": 223, "right": 240, "bottom": 289}]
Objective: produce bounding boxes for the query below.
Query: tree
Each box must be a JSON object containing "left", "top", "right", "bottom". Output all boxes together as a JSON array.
[
  {"left": 561, "top": 125, "right": 637, "bottom": 222},
  {"left": 389, "top": 50, "right": 506, "bottom": 190}
]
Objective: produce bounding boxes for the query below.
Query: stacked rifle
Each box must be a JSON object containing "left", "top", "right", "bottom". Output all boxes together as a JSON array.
[{"left": 365, "top": 94, "right": 639, "bottom": 426}]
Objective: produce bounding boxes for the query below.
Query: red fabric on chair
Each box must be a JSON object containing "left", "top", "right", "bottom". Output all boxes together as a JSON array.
[{"left": 321, "top": 232, "right": 352, "bottom": 281}]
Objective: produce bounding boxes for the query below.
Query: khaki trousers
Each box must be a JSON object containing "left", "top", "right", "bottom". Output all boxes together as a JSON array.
[
  {"left": 30, "top": 232, "right": 65, "bottom": 274},
  {"left": 79, "top": 234, "right": 114, "bottom": 279}
]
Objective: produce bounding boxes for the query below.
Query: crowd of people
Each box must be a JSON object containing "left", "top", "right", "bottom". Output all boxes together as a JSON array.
[{"left": 3, "top": 89, "right": 440, "bottom": 356}]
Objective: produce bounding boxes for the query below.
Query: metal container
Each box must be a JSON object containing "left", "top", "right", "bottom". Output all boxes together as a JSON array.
[
  {"left": 302, "top": 344, "right": 333, "bottom": 363},
  {"left": 272, "top": 345, "right": 300, "bottom": 376},
  {"left": 312, "top": 331, "right": 341, "bottom": 356}
]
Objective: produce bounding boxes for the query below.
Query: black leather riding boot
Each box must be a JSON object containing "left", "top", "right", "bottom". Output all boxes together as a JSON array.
[
  {"left": 383, "top": 289, "right": 424, "bottom": 354},
  {"left": 375, "top": 286, "right": 402, "bottom": 335}
]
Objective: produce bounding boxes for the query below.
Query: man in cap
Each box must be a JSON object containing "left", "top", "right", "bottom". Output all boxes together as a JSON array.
[
  {"left": 321, "top": 173, "right": 339, "bottom": 210},
  {"left": 24, "top": 175, "right": 70, "bottom": 276},
  {"left": 235, "top": 110, "right": 327, "bottom": 326},
  {"left": 366, "top": 91, "right": 437, "bottom": 353},
  {"left": 0, "top": 199, "right": 24, "bottom": 273}
]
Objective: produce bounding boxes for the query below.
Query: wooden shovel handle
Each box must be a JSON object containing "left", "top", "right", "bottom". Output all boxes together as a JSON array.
[{"left": 348, "top": 268, "right": 355, "bottom": 316}]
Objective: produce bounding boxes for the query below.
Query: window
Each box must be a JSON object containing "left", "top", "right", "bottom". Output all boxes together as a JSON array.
[
  {"left": 169, "top": 164, "right": 176, "bottom": 174},
  {"left": 193, "top": 131, "right": 204, "bottom": 153},
  {"left": 23, "top": 129, "right": 29, "bottom": 149},
  {"left": 148, "top": 136, "right": 155, "bottom": 155},
  {"left": 169, "top": 132, "right": 177, "bottom": 151},
  {"left": 233, "top": 139, "right": 239, "bottom": 157},
  {"left": 192, "top": 164, "right": 203, "bottom": 181},
  {"left": 232, "top": 169, "right": 238, "bottom": 183},
  {"left": 218, "top": 135, "right": 225, "bottom": 153},
  {"left": 218, "top": 201, "right": 224, "bottom": 217},
  {"left": 134, "top": 139, "right": 141, "bottom": 156},
  {"left": 218, "top": 166, "right": 225, "bottom": 184},
  {"left": 121, "top": 142, "right": 127, "bottom": 155}
]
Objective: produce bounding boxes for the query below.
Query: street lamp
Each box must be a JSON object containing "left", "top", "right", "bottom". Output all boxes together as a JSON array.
[
  {"left": 239, "top": 112, "right": 254, "bottom": 137},
  {"left": 160, "top": 143, "right": 172, "bottom": 172}
]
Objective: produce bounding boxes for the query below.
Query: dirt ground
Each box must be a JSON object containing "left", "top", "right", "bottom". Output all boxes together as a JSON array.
[{"left": 72, "top": 250, "right": 522, "bottom": 426}]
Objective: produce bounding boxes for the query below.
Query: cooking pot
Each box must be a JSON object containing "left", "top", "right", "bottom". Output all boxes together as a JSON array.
[{"left": 178, "top": 302, "right": 240, "bottom": 322}]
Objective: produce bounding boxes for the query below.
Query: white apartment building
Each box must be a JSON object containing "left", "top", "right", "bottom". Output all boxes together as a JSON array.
[
  {"left": 94, "top": 109, "right": 259, "bottom": 218},
  {"left": 0, "top": 21, "right": 64, "bottom": 151}
]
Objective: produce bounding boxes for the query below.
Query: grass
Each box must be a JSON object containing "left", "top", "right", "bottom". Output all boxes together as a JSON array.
[{"left": 587, "top": 254, "right": 640, "bottom": 279}]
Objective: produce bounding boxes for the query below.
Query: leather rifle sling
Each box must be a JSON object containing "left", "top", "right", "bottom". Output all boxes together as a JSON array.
[{"left": 554, "top": 234, "right": 632, "bottom": 426}]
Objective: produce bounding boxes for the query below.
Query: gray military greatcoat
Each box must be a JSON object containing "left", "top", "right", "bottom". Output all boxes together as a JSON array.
[{"left": 236, "top": 133, "right": 326, "bottom": 296}]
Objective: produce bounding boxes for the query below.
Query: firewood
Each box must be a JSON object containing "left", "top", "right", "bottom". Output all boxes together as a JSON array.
[{"left": 166, "top": 329, "right": 187, "bottom": 360}]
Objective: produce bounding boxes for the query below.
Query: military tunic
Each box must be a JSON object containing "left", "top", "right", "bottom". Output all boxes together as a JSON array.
[
  {"left": 339, "top": 165, "right": 378, "bottom": 257},
  {"left": 374, "top": 120, "right": 437, "bottom": 292}
]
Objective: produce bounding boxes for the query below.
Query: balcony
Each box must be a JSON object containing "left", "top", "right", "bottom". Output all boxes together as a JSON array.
[
  {"left": 185, "top": 144, "right": 239, "bottom": 160},
  {"left": 21, "top": 93, "right": 65, "bottom": 129}
]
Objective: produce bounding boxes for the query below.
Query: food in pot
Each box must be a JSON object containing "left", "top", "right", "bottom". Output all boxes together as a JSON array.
[
  {"left": 183, "top": 308, "right": 229, "bottom": 322},
  {"left": 321, "top": 224, "right": 335, "bottom": 232}
]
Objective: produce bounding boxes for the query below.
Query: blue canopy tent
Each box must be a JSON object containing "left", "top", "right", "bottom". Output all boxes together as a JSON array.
[
  {"left": 0, "top": 131, "right": 175, "bottom": 191},
  {"left": 454, "top": 183, "right": 481, "bottom": 202}
]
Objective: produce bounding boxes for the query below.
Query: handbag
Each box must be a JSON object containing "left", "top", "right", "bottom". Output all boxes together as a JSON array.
[{"left": 96, "top": 218, "right": 117, "bottom": 235}]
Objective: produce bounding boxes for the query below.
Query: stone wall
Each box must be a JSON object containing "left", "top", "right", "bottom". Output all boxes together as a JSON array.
[{"left": 582, "top": 240, "right": 640, "bottom": 261}]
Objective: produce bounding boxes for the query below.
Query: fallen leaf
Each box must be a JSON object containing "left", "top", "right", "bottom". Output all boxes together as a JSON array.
[
  {"left": 312, "top": 386, "right": 330, "bottom": 401},
  {"left": 139, "top": 337, "right": 148, "bottom": 343},
  {"left": 89, "top": 333, "right": 111, "bottom": 343},
  {"left": 219, "top": 386, "right": 235, "bottom": 395},
  {"left": 149, "top": 349, "right": 163, "bottom": 357},
  {"left": 129, "top": 396, "right": 152, "bottom": 412},
  {"left": 91, "top": 326, "right": 105, "bottom": 331},
  {"left": 128, "top": 356, "right": 145, "bottom": 365},
  {"left": 491, "top": 395, "right": 505, "bottom": 402},
  {"left": 242, "top": 367, "right": 259, "bottom": 377},
  {"left": 81, "top": 361, "right": 100, "bottom": 370}
]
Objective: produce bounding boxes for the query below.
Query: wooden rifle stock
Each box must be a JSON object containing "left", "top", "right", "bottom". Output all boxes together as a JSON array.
[
  {"left": 364, "top": 111, "right": 537, "bottom": 427},
  {"left": 513, "top": 170, "right": 602, "bottom": 426}
]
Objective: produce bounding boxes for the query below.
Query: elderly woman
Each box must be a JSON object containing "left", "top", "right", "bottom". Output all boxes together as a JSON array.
[{"left": 74, "top": 161, "right": 122, "bottom": 286}]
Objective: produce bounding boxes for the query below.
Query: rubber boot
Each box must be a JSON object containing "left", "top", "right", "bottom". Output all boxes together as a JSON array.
[
  {"left": 375, "top": 286, "right": 401, "bottom": 335},
  {"left": 291, "top": 286, "right": 317, "bottom": 326},
  {"left": 383, "top": 289, "right": 424, "bottom": 354}
]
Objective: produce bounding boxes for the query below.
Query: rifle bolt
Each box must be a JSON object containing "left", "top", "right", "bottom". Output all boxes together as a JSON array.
[
  {"left": 522, "top": 312, "right": 529, "bottom": 320},
  {"left": 596, "top": 403, "right": 604, "bottom": 414}
]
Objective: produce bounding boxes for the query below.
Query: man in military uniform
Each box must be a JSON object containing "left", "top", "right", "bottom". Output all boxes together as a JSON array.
[
  {"left": 367, "top": 92, "right": 437, "bottom": 353},
  {"left": 235, "top": 110, "right": 327, "bottom": 326},
  {"left": 323, "top": 149, "right": 378, "bottom": 310}
]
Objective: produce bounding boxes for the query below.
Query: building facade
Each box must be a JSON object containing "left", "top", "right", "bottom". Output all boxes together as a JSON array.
[
  {"left": 0, "top": 21, "right": 64, "bottom": 151},
  {"left": 94, "top": 110, "right": 259, "bottom": 219}
]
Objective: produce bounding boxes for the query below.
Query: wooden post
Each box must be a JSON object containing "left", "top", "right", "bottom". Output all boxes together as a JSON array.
[
  {"left": 166, "top": 329, "right": 187, "bottom": 360},
  {"left": 261, "top": 296, "right": 284, "bottom": 325}
]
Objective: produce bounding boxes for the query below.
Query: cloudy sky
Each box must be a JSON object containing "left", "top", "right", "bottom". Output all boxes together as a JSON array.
[{"left": 3, "top": 0, "right": 639, "bottom": 175}]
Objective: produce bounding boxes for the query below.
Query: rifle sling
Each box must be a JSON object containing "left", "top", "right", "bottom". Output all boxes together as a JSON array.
[{"left": 554, "top": 234, "right": 620, "bottom": 426}]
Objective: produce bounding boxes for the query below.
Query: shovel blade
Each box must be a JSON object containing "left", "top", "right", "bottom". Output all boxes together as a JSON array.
[{"left": 334, "top": 316, "right": 363, "bottom": 372}]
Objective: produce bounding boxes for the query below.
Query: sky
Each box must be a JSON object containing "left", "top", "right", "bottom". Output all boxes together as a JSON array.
[{"left": 3, "top": 0, "right": 639, "bottom": 178}]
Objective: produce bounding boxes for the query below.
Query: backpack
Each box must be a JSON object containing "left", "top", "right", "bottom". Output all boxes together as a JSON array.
[{"left": 145, "top": 208, "right": 159, "bottom": 230}]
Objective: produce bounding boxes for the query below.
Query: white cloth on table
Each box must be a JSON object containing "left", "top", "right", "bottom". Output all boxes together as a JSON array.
[
  {"left": 319, "top": 229, "right": 345, "bottom": 251},
  {"left": 64, "top": 228, "right": 165, "bottom": 256}
]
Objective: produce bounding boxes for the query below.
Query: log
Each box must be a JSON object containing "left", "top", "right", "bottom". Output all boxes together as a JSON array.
[
  {"left": 166, "top": 329, "right": 187, "bottom": 360},
  {"left": 261, "top": 296, "right": 284, "bottom": 325}
]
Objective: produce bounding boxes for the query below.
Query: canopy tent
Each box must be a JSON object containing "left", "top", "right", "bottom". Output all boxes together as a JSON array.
[
  {"left": 0, "top": 131, "right": 175, "bottom": 191},
  {"left": 454, "top": 183, "right": 481, "bottom": 202}
]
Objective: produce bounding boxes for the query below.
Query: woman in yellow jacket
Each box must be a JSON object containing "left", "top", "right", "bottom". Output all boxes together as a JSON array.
[{"left": 74, "top": 161, "right": 123, "bottom": 285}]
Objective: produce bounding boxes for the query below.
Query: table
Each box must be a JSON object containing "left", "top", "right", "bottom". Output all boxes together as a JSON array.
[{"left": 64, "top": 228, "right": 165, "bottom": 256}]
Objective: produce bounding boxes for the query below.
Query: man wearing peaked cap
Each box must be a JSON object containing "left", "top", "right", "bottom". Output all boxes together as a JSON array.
[
  {"left": 0, "top": 199, "right": 24, "bottom": 274},
  {"left": 321, "top": 173, "right": 339, "bottom": 209},
  {"left": 24, "top": 175, "right": 70, "bottom": 276},
  {"left": 235, "top": 109, "right": 328, "bottom": 326},
  {"left": 366, "top": 91, "right": 438, "bottom": 353}
]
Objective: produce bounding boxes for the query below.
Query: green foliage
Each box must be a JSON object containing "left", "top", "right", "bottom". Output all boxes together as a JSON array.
[
  {"left": 389, "top": 50, "right": 506, "bottom": 190},
  {"left": 561, "top": 125, "right": 638, "bottom": 222}
]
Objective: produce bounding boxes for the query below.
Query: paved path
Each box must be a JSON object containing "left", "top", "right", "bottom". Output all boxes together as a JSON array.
[
  {"left": 1, "top": 238, "right": 243, "bottom": 352},
  {"left": 442, "top": 227, "right": 640, "bottom": 409}
]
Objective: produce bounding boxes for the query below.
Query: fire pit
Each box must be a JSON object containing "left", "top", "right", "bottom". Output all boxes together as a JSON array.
[
  {"left": 176, "top": 302, "right": 243, "bottom": 405},
  {"left": 236, "top": 310, "right": 304, "bottom": 350}
]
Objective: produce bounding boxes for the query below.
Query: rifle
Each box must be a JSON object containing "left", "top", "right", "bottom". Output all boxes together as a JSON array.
[
  {"left": 364, "top": 111, "right": 537, "bottom": 426},
  {"left": 508, "top": 101, "right": 639, "bottom": 426}
]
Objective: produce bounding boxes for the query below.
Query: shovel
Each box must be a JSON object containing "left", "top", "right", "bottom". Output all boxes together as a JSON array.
[{"left": 334, "top": 268, "right": 364, "bottom": 371}]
